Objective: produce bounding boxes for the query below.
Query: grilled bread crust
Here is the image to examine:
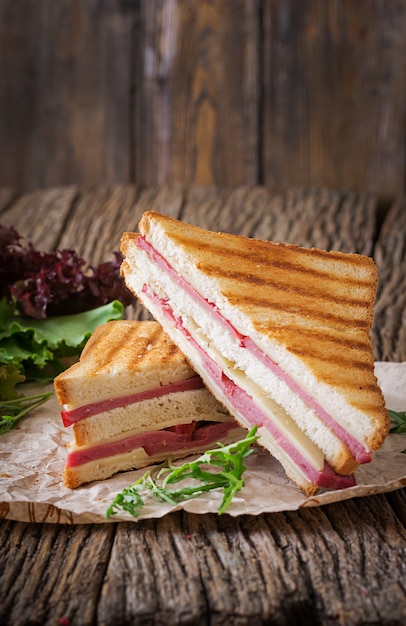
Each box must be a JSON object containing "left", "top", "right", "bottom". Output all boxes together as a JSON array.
[
  {"left": 120, "top": 262, "right": 323, "bottom": 497},
  {"left": 259, "top": 325, "right": 388, "bottom": 452},
  {"left": 54, "top": 319, "right": 195, "bottom": 407},
  {"left": 131, "top": 211, "right": 378, "bottom": 333}
]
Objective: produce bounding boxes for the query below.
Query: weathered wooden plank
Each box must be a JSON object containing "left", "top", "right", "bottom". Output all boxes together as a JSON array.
[
  {"left": 134, "top": 0, "right": 260, "bottom": 187},
  {"left": 0, "top": 188, "right": 18, "bottom": 214},
  {"left": 262, "top": 0, "right": 406, "bottom": 199},
  {"left": 98, "top": 494, "right": 406, "bottom": 626},
  {"left": 0, "top": 185, "right": 405, "bottom": 626},
  {"left": 1, "top": 493, "right": 405, "bottom": 626},
  {"left": 0, "top": 186, "right": 77, "bottom": 250},
  {"left": 373, "top": 197, "right": 406, "bottom": 361},
  {"left": 57, "top": 184, "right": 185, "bottom": 265},
  {"left": 99, "top": 515, "right": 208, "bottom": 626},
  {"left": 0, "top": 0, "right": 133, "bottom": 190},
  {"left": 276, "top": 495, "right": 406, "bottom": 624},
  {"left": 58, "top": 185, "right": 140, "bottom": 265},
  {"left": 0, "top": 520, "right": 116, "bottom": 626},
  {"left": 1, "top": 0, "right": 406, "bottom": 199},
  {"left": 181, "top": 186, "right": 377, "bottom": 254}
]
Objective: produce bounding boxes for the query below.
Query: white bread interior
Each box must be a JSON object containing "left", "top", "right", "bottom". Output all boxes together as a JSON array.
[{"left": 73, "top": 387, "right": 230, "bottom": 446}]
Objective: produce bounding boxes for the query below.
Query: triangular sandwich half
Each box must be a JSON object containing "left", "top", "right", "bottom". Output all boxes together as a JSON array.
[
  {"left": 54, "top": 319, "right": 244, "bottom": 488},
  {"left": 120, "top": 211, "right": 389, "bottom": 496}
]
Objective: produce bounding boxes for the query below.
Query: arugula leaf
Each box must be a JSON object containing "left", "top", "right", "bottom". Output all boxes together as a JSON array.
[
  {"left": 0, "top": 390, "right": 53, "bottom": 435},
  {"left": 388, "top": 409, "right": 406, "bottom": 434},
  {"left": 106, "top": 426, "right": 259, "bottom": 518},
  {"left": 388, "top": 409, "right": 406, "bottom": 454}
]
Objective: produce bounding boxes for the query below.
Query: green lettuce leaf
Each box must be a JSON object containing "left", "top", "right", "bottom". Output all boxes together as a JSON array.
[
  {"left": 0, "top": 300, "right": 124, "bottom": 380},
  {"left": 0, "top": 364, "right": 25, "bottom": 400}
]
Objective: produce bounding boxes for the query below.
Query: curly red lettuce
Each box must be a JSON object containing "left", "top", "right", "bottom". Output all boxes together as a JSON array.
[{"left": 0, "top": 224, "right": 135, "bottom": 319}]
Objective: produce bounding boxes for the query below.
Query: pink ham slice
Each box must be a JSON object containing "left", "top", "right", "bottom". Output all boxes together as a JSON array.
[
  {"left": 66, "top": 420, "right": 238, "bottom": 468},
  {"left": 137, "top": 235, "right": 370, "bottom": 465},
  {"left": 61, "top": 375, "right": 205, "bottom": 426}
]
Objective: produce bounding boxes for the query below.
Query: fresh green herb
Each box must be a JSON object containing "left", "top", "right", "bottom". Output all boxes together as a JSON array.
[
  {"left": 388, "top": 409, "right": 406, "bottom": 454},
  {"left": 0, "top": 390, "right": 53, "bottom": 435},
  {"left": 389, "top": 409, "right": 406, "bottom": 434},
  {"left": 106, "top": 426, "right": 259, "bottom": 519}
]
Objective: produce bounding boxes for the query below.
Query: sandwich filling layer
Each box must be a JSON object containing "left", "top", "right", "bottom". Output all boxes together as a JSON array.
[
  {"left": 139, "top": 283, "right": 356, "bottom": 490},
  {"left": 66, "top": 420, "right": 240, "bottom": 468},
  {"left": 136, "top": 236, "right": 371, "bottom": 465},
  {"left": 61, "top": 375, "right": 204, "bottom": 426}
]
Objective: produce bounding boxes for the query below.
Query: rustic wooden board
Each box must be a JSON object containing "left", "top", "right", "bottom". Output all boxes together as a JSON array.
[
  {"left": 182, "top": 186, "right": 377, "bottom": 254},
  {"left": 1, "top": 494, "right": 406, "bottom": 626},
  {"left": 0, "top": 0, "right": 133, "bottom": 190},
  {"left": 0, "top": 186, "right": 77, "bottom": 250},
  {"left": 2, "top": 1, "right": 405, "bottom": 200},
  {"left": 262, "top": 0, "right": 406, "bottom": 199},
  {"left": 373, "top": 197, "right": 406, "bottom": 361},
  {"left": 0, "top": 520, "right": 116, "bottom": 626},
  {"left": 0, "top": 185, "right": 405, "bottom": 626},
  {"left": 0, "top": 188, "right": 18, "bottom": 214},
  {"left": 134, "top": 0, "right": 259, "bottom": 187}
]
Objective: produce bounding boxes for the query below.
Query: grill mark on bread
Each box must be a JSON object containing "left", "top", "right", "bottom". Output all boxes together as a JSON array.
[
  {"left": 219, "top": 277, "right": 371, "bottom": 309},
  {"left": 272, "top": 327, "right": 373, "bottom": 352},
  {"left": 80, "top": 322, "right": 185, "bottom": 375},
  {"left": 286, "top": 346, "right": 373, "bottom": 368},
  {"left": 167, "top": 231, "right": 375, "bottom": 276},
  {"left": 80, "top": 326, "right": 121, "bottom": 370},
  {"left": 126, "top": 214, "right": 390, "bottom": 480},
  {"left": 238, "top": 296, "right": 370, "bottom": 329},
  {"left": 197, "top": 259, "right": 373, "bottom": 288}
]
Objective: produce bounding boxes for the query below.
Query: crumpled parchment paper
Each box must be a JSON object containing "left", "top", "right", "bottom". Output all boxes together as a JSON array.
[{"left": 0, "top": 362, "right": 405, "bottom": 524}]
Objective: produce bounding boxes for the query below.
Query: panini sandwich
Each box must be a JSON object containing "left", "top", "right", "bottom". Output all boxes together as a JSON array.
[
  {"left": 54, "top": 319, "right": 244, "bottom": 488},
  {"left": 120, "top": 211, "right": 389, "bottom": 496}
]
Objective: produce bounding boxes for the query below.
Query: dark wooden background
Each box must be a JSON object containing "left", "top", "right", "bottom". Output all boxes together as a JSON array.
[{"left": 1, "top": 0, "right": 406, "bottom": 202}]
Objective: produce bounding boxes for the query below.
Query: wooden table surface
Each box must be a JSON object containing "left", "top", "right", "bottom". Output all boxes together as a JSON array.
[{"left": 0, "top": 185, "right": 405, "bottom": 626}]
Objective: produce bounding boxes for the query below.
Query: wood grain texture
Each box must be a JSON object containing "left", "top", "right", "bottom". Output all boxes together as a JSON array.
[
  {"left": 373, "top": 197, "right": 406, "bottom": 361},
  {"left": 0, "top": 185, "right": 405, "bottom": 626},
  {"left": 0, "top": 188, "right": 18, "bottom": 214},
  {"left": 1, "top": 495, "right": 406, "bottom": 626},
  {"left": 0, "top": 186, "right": 77, "bottom": 250},
  {"left": 0, "top": 520, "right": 115, "bottom": 626},
  {"left": 1, "top": 1, "right": 406, "bottom": 198},
  {"left": 134, "top": 0, "right": 260, "bottom": 187},
  {"left": 0, "top": 0, "right": 133, "bottom": 189},
  {"left": 181, "top": 186, "right": 377, "bottom": 254},
  {"left": 262, "top": 0, "right": 406, "bottom": 198}
]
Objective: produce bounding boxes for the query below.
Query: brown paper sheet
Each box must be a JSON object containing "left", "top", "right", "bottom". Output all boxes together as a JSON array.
[{"left": 0, "top": 362, "right": 405, "bottom": 524}]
